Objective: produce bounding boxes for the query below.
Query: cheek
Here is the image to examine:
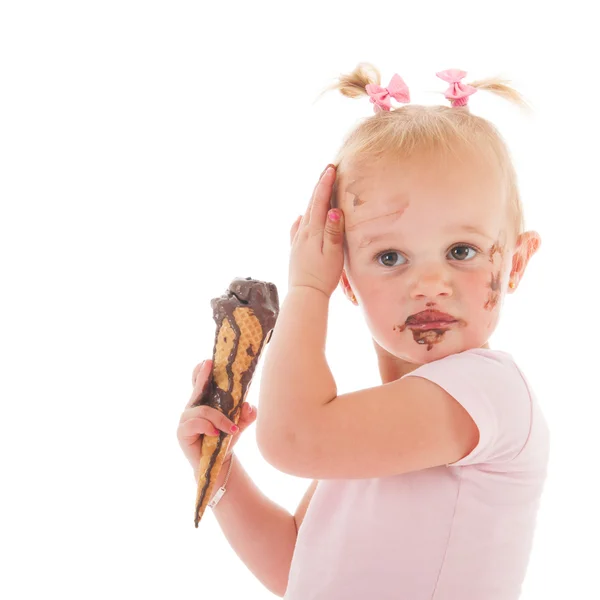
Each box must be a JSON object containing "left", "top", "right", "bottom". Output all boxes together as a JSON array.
[
  {"left": 461, "top": 268, "right": 506, "bottom": 337},
  {"left": 468, "top": 269, "right": 492, "bottom": 294},
  {"left": 356, "top": 276, "right": 388, "bottom": 302},
  {"left": 460, "top": 268, "right": 501, "bottom": 311}
]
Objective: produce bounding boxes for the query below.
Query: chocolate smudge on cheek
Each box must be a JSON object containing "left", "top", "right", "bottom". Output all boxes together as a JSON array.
[
  {"left": 393, "top": 319, "right": 467, "bottom": 352},
  {"left": 484, "top": 237, "right": 507, "bottom": 311},
  {"left": 484, "top": 272, "right": 502, "bottom": 310},
  {"left": 488, "top": 240, "right": 505, "bottom": 263}
]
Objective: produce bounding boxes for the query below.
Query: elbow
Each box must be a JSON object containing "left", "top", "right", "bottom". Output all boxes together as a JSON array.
[
  {"left": 256, "top": 418, "right": 303, "bottom": 475},
  {"left": 257, "top": 422, "right": 318, "bottom": 478}
]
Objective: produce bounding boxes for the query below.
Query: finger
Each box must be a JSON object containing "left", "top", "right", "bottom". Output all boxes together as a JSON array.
[
  {"left": 177, "top": 417, "right": 222, "bottom": 440},
  {"left": 192, "top": 360, "right": 208, "bottom": 387},
  {"left": 191, "top": 359, "right": 211, "bottom": 387},
  {"left": 301, "top": 164, "right": 334, "bottom": 229},
  {"left": 290, "top": 215, "right": 302, "bottom": 246},
  {"left": 187, "top": 360, "right": 212, "bottom": 408},
  {"left": 309, "top": 165, "right": 337, "bottom": 236},
  {"left": 183, "top": 405, "right": 239, "bottom": 434},
  {"left": 233, "top": 410, "right": 256, "bottom": 436},
  {"left": 322, "top": 207, "right": 345, "bottom": 255},
  {"left": 239, "top": 401, "right": 256, "bottom": 423}
]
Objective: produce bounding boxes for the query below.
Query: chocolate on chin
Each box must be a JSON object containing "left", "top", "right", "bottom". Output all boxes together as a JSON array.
[{"left": 191, "top": 277, "right": 279, "bottom": 528}]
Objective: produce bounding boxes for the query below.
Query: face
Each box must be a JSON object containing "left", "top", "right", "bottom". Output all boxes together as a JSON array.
[{"left": 337, "top": 153, "right": 533, "bottom": 367}]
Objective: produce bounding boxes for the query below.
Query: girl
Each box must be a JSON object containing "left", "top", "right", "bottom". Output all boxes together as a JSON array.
[
  {"left": 178, "top": 63, "right": 549, "bottom": 599},
  {"left": 257, "top": 63, "right": 550, "bottom": 599}
]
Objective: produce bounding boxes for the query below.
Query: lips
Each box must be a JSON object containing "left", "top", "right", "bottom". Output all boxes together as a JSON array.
[{"left": 406, "top": 310, "right": 457, "bottom": 325}]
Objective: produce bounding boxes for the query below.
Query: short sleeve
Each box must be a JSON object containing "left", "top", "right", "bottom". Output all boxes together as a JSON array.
[{"left": 402, "top": 349, "right": 532, "bottom": 466}]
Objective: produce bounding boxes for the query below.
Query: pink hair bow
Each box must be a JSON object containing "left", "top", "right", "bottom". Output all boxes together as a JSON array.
[
  {"left": 436, "top": 69, "right": 477, "bottom": 107},
  {"left": 365, "top": 73, "right": 410, "bottom": 113}
]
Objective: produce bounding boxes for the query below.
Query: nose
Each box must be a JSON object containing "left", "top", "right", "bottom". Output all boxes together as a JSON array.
[{"left": 409, "top": 269, "right": 452, "bottom": 300}]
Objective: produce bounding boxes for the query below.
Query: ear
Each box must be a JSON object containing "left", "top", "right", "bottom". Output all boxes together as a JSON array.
[
  {"left": 339, "top": 268, "right": 358, "bottom": 305},
  {"left": 508, "top": 231, "right": 542, "bottom": 292}
]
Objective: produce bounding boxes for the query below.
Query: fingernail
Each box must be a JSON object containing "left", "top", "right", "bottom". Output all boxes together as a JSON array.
[
  {"left": 248, "top": 404, "right": 253, "bottom": 414},
  {"left": 328, "top": 209, "right": 340, "bottom": 222},
  {"left": 321, "top": 164, "right": 335, "bottom": 178},
  {"left": 231, "top": 425, "right": 239, "bottom": 433}
]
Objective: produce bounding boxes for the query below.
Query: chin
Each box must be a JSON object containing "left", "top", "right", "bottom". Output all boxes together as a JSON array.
[
  {"left": 393, "top": 336, "right": 469, "bottom": 362},
  {"left": 411, "top": 344, "right": 457, "bottom": 360},
  {"left": 396, "top": 319, "right": 492, "bottom": 357}
]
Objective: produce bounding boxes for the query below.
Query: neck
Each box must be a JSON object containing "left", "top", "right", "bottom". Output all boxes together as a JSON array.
[{"left": 372, "top": 338, "right": 490, "bottom": 384}]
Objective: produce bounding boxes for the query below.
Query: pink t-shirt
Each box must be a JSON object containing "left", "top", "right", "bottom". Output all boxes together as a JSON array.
[{"left": 284, "top": 348, "right": 550, "bottom": 600}]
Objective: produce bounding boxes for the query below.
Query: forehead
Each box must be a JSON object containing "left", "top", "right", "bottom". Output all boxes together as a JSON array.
[{"left": 339, "top": 156, "right": 505, "bottom": 227}]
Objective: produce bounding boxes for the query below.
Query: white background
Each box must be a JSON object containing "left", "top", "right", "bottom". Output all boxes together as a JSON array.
[{"left": 1, "top": 1, "right": 597, "bottom": 598}]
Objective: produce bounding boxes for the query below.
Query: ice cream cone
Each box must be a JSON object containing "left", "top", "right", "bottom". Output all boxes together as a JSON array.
[{"left": 192, "top": 278, "right": 279, "bottom": 528}]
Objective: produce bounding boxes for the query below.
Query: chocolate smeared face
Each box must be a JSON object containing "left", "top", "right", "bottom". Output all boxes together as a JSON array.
[
  {"left": 192, "top": 277, "right": 279, "bottom": 528},
  {"left": 337, "top": 155, "right": 532, "bottom": 361},
  {"left": 394, "top": 316, "right": 468, "bottom": 352}
]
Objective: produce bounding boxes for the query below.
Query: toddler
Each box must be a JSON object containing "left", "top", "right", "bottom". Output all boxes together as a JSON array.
[{"left": 178, "top": 62, "right": 550, "bottom": 600}]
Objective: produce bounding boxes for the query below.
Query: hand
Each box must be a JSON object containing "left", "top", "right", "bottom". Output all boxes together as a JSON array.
[
  {"left": 176, "top": 359, "right": 257, "bottom": 475},
  {"left": 288, "top": 164, "right": 345, "bottom": 298}
]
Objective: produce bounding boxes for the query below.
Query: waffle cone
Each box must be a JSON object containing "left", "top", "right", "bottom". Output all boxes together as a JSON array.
[{"left": 193, "top": 305, "right": 271, "bottom": 527}]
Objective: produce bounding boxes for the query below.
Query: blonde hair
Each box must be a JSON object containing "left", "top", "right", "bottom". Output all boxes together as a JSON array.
[{"left": 317, "top": 62, "right": 533, "bottom": 249}]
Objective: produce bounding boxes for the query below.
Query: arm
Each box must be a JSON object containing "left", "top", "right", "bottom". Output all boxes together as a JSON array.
[
  {"left": 205, "top": 456, "right": 317, "bottom": 598},
  {"left": 256, "top": 286, "right": 479, "bottom": 481},
  {"left": 257, "top": 286, "right": 335, "bottom": 456}
]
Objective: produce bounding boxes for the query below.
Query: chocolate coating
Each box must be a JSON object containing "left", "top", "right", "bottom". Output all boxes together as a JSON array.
[{"left": 198, "top": 276, "right": 279, "bottom": 416}]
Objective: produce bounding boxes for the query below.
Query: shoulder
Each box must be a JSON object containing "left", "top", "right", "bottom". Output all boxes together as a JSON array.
[{"left": 404, "top": 347, "right": 532, "bottom": 467}]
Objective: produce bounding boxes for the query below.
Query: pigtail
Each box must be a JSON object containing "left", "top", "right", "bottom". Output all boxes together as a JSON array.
[
  {"left": 434, "top": 74, "right": 534, "bottom": 115},
  {"left": 314, "top": 62, "right": 382, "bottom": 103}
]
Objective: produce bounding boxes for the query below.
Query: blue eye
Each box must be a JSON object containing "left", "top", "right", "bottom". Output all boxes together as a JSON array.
[{"left": 374, "top": 245, "right": 479, "bottom": 267}]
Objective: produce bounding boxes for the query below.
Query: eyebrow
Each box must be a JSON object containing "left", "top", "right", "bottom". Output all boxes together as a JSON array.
[{"left": 358, "top": 224, "right": 492, "bottom": 249}]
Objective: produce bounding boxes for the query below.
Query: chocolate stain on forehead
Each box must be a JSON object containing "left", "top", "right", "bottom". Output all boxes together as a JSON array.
[
  {"left": 345, "top": 204, "right": 410, "bottom": 234},
  {"left": 343, "top": 177, "right": 412, "bottom": 220},
  {"left": 341, "top": 191, "right": 365, "bottom": 210},
  {"left": 344, "top": 178, "right": 370, "bottom": 210},
  {"left": 350, "top": 192, "right": 366, "bottom": 209}
]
